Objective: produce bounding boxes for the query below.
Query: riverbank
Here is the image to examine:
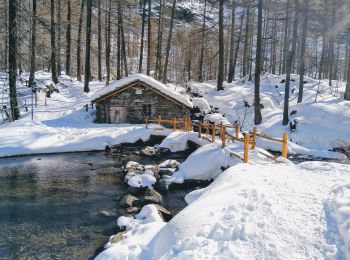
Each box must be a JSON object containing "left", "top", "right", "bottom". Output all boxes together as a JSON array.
[{"left": 97, "top": 144, "right": 350, "bottom": 259}]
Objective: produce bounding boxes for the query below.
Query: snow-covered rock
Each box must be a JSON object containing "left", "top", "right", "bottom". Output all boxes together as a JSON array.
[{"left": 127, "top": 173, "right": 157, "bottom": 188}]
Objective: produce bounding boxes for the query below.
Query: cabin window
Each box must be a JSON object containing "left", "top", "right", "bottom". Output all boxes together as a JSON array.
[
  {"left": 143, "top": 104, "right": 152, "bottom": 116},
  {"left": 135, "top": 88, "right": 143, "bottom": 95}
]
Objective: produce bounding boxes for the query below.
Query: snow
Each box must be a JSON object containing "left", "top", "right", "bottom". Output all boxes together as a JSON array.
[
  {"left": 97, "top": 205, "right": 165, "bottom": 260},
  {"left": 329, "top": 184, "right": 350, "bottom": 259},
  {"left": 195, "top": 74, "right": 350, "bottom": 157},
  {"left": 98, "top": 159, "right": 350, "bottom": 259},
  {"left": 191, "top": 97, "right": 211, "bottom": 114},
  {"left": 127, "top": 173, "right": 157, "bottom": 188},
  {"left": 0, "top": 72, "right": 170, "bottom": 157},
  {"left": 91, "top": 74, "right": 193, "bottom": 108}
]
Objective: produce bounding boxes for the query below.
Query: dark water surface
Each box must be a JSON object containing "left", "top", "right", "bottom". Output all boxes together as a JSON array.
[{"left": 0, "top": 151, "right": 190, "bottom": 259}]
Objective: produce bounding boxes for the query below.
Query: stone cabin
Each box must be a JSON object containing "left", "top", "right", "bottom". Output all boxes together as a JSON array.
[{"left": 91, "top": 74, "right": 193, "bottom": 124}]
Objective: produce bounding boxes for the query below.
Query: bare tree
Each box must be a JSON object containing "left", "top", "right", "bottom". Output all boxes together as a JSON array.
[
  {"left": 297, "top": 0, "right": 308, "bottom": 103},
  {"left": 162, "top": 0, "right": 176, "bottom": 83},
  {"left": 66, "top": 0, "right": 71, "bottom": 76},
  {"left": 283, "top": 0, "right": 299, "bottom": 126},
  {"left": 217, "top": 0, "right": 224, "bottom": 91},
  {"left": 139, "top": 0, "right": 146, "bottom": 73},
  {"left": 50, "top": 0, "right": 58, "bottom": 84},
  {"left": 254, "top": 0, "right": 263, "bottom": 125},
  {"left": 29, "top": 0, "right": 37, "bottom": 85},
  {"left": 97, "top": 0, "right": 102, "bottom": 81},
  {"left": 198, "top": 0, "right": 207, "bottom": 82},
  {"left": 84, "top": 0, "right": 92, "bottom": 93},
  {"left": 8, "top": 0, "right": 20, "bottom": 120},
  {"left": 146, "top": 0, "right": 152, "bottom": 76},
  {"left": 76, "top": 0, "right": 85, "bottom": 81}
]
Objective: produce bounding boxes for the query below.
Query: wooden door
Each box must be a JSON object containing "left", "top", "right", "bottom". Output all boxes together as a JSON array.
[{"left": 107, "top": 106, "right": 127, "bottom": 124}]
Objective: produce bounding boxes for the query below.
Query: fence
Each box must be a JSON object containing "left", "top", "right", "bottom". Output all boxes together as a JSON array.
[{"left": 145, "top": 117, "right": 288, "bottom": 163}]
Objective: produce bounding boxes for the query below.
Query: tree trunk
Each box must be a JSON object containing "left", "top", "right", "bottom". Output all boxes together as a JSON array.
[
  {"left": 50, "top": 0, "right": 58, "bottom": 84},
  {"left": 328, "top": 0, "right": 336, "bottom": 86},
  {"left": 76, "top": 1, "right": 85, "bottom": 81},
  {"left": 217, "top": 0, "right": 224, "bottom": 91},
  {"left": 254, "top": 0, "right": 263, "bottom": 125},
  {"left": 146, "top": 0, "right": 152, "bottom": 75},
  {"left": 345, "top": 31, "right": 350, "bottom": 100},
  {"left": 162, "top": 0, "right": 176, "bottom": 83},
  {"left": 29, "top": 0, "right": 37, "bottom": 86},
  {"left": 66, "top": 0, "right": 71, "bottom": 76},
  {"left": 139, "top": 0, "right": 146, "bottom": 73},
  {"left": 198, "top": 0, "right": 207, "bottom": 82},
  {"left": 56, "top": 0, "right": 62, "bottom": 75},
  {"left": 155, "top": 0, "right": 164, "bottom": 80},
  {"left": 227, "top": 2, "right": 236, "bottom": 83},
  {"left": 8, "top": 0, "right": 20, "bottom": 120},
  {"left": 297, "top": 0, "right": 308, "bottom": 103},
  {"left": 4, "top": 0, "right": 8, "bottom": 70},
  {"left": 232, "top": 13, "right": 244, "bottom": 82},
  {"left": 283, "top": 0, "right": 299, "bottom": 126},
  {"left": 106, "top": 0, "right": 111, "bottom": 85},
  {"left": 117, "top": 11, "right": 121, "bottom": 80},
  {"left": 84, "top": 0, "right": 92, "bottom": 93},
  {"left": 282, "top": 0, "right": 290, "bottom": 74},
  {"left": 242, "top": 7, "right": 250, "bottom": 77},
  {"left": 119, "top": 1, "right": 128, "bottom": 77},
  {"left": 97, "top": 0, "right": 102, "bottom": 81}
]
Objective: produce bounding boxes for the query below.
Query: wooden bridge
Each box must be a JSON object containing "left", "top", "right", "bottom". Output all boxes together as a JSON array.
[{"left": 145, "top": 116, "right": 288, "bottom": 163}]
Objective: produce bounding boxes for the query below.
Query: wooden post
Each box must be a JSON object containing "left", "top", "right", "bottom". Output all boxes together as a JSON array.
[
  {"left": 243, "top": 133, "right": 250, "bottom": 163},
  {"left": 221, "top": 126, "right": 226, "bottom": 148},
  {"left": 45, "top": 91, "right": 47, "bottom": 106},
  {"left": 235, "top": 124, "right": 240, "bottom": 139},
  {"left": 157, "top": 116, "right": 161, "bottom": 126},
  {"left": 173, "top": 119, "right": 176, "bottom": 131},
  {"left": 187, "top": 117, "right": 191, "bottom": 132},
  {"left": 282, "top": 133, "right": 288, "bottom": 158},
  {"left": 252, "top": 127, "right": 257, "bottom": 149},
  {"left": 198, "top": 123, "right": 202, "bottom": 138},
  {"left": 206, "top": 125, "right": 209, "bottom": 137},
  {"left": 145, "top": 117, "right": 149, "bottom": 129},
  {"left": 212, "top": 124, "right": 216, "bottom": 142},
  {"left": 219, "top": 123, "right": 223, "bottom": 140}
]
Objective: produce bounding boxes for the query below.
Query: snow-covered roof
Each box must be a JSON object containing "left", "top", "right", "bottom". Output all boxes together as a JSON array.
[{"left": 91, "top": 74, "right": 193, "bottom": 108}]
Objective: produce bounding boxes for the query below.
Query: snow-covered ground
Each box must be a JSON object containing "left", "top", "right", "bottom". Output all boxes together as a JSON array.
[
  {"left": 190, "top": 74, "right": 350, "bottom": 156},
  {"left": 0, "top": 72, "right": 170, "bottom": 157},
  {"left": 97, "top": 143, "right": 350, "bottom": 259}
]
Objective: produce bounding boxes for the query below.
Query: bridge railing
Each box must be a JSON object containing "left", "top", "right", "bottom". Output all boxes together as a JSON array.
[{"left": 144, "top": 117, "right": 288, "bottom": 163}]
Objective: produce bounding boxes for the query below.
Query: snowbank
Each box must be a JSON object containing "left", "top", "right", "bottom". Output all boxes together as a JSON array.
[{"left": 98, "top": 161, "right": 350, "bottom": 259}]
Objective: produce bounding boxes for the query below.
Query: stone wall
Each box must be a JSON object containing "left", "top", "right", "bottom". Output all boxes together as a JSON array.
[{"left": 94, "top": 82, "right": 191, "bottom": 124}]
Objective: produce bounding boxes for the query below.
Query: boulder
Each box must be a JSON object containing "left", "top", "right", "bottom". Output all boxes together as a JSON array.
[
  {"left": 158, "top": 168, "right": 176, "bottom": 176},
  {"left": 127, "top": 186, "right": 147, "bottom": 196},
  {"left": 141, "top": 146, "right": 156, "bottom": 156},
  {"left": 109, "top": 231, "right": 127, "bottom": 244},
  {"left": 159, "top": 159, "right": 180, "bottom": 169},
  {"left": 125, "top": 161, "right": 143, "bottom": 172},
  {"left": 144, "top": 164, "right": 160, "bottom": 174},
  {"left": 126, "top": 207, "right": 139, "bottom": 214},
  {"left": 142, "top": 187, "right": 163, "bottom": 205},
  {"left": 153, "top": 204, "right": 173, "bottom": 222},
  {"left": 120, "top": 194, "right": 140, "bottom": 208}
]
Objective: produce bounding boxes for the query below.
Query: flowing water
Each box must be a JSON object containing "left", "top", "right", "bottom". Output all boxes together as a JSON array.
[{"left": 0, "top": 150, "right": 193, "bottom": 259}]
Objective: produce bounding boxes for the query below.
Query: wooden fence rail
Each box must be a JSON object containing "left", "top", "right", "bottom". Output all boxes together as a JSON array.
[{"left": 144, "top": 117, "right": 288, "bottom": 163}]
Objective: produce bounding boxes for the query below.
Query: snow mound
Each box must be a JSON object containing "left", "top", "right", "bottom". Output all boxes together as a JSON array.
[
  {"left": 192, "top": 97, "right": 211, "bottom": 114},
  {"left": 166, "top": 143, "right": 234, "bottom": 183},
  {"left": 127, "top": 173, "right": 156, "bottom": 188},
  {"left": 204, "top": 113, "right": 230, "bottom": 125},
  {"left": 91, "top": 74, "right": 193, "bottom": 108}
]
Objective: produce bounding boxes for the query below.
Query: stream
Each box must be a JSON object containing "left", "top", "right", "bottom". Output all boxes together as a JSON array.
[{"left": 0, "top": 147, "right": 198, "bottom": 259}]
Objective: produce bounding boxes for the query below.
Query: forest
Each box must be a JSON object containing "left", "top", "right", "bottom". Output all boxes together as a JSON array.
[{"left": 1, "top": 0, "right": 350, "bottom": 123}]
